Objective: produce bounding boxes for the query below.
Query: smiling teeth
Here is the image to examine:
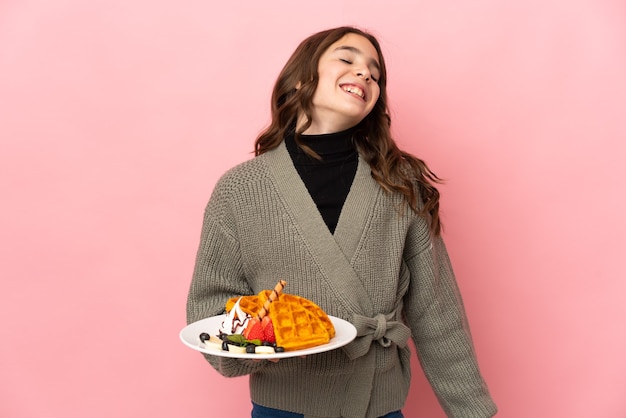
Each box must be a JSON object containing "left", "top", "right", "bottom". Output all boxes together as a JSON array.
[{"left": 342, "top": 85, "right": 364, "bottom": 99}]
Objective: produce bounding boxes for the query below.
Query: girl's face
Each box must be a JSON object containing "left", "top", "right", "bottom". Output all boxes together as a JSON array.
[{"left": 301, "top": 33, "right": 381, "bottom": 134}]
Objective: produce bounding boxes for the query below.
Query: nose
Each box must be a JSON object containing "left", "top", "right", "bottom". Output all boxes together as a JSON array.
[
  {"left": 355, "top": 64, "right": 372, "bottom": 82},
  {"left": 356, "top": 71, "right": 370, "bottom": 82}
]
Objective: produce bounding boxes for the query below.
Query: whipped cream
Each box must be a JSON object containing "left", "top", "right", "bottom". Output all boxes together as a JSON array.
[{"left": 219, "top": 297, "right": 251, "bottom": 335}]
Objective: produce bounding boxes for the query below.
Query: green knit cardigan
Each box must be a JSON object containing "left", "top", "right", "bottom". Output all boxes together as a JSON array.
[{"left": 187, "top": 142, "right": 497, "bottom": 418}]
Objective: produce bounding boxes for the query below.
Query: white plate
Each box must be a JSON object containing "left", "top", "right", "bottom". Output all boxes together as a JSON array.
[{"left": 180, "top": 314, "right": 357, "bottom": 359}]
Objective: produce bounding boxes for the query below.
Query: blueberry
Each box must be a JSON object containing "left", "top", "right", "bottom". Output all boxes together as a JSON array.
[
  {"left": 221, "top": 341, "right": 229, "bottom": 351},
  {"left": 199, "top": 333, "right": 211, "bottom": 343},
  {"left": 275, "top": 347, "right": 285, "bottom": 353},
  {"left": 246, "top": 345, "right": 256, "bottom": 354}
]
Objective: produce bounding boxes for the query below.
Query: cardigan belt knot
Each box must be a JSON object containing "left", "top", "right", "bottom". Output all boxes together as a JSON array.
[{"left": 343, "top": 310, "right": 412, "bottom": 360}]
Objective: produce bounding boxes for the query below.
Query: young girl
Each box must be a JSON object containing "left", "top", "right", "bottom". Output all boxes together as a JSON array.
[{"left": 187, "top": 26, "right": 497, "bottom": 418}]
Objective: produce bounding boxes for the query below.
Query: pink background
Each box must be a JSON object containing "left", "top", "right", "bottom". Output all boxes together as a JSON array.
[{"left": 1, "top": 1, "right": 625, "bottom": 417}]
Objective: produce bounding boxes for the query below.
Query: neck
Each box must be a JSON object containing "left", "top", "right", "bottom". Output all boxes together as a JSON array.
[{"left": 296, "top": 113, "right": 358, "bottom": 135}]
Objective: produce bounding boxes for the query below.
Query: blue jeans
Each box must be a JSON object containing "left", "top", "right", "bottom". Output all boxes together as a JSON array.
[{"left": 251, "top": 402, "right": 404, "bottom": 418}]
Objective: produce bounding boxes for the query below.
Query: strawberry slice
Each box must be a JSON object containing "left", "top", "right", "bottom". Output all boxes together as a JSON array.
[
  {"left": 261, "top": 316, "right": 276, "bottom": 344},
  {"left": 244, "top": 318, "right": 264, "bottom": 341}
]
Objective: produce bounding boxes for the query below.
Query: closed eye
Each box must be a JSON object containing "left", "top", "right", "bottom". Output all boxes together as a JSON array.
[{"left": 339, "top": 57, "right": 379, "bottom": 83}]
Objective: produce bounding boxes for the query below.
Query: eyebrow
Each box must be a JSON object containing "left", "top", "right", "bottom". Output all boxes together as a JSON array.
[{"left": 333, "top": 45, "right": 381, "bottom": 73}]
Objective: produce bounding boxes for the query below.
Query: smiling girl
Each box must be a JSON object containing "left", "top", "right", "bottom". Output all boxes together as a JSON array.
[{"left": 187, "top": 26, "right": 497, "bottom": 418}]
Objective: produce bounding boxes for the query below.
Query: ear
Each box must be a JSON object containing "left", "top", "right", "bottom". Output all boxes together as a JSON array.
[{"left": 295, "top": 81, "right": 302, "bottom": 90}]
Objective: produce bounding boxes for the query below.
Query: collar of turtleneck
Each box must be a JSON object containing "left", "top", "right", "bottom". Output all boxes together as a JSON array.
[
  {"left": 283, "top": 126, "right": 359, "bottom": 234},
  {"left": 285, "top": 126, "right": 358, "bottom": 161}
]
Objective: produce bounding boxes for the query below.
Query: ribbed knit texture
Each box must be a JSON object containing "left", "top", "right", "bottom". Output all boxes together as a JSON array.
[{"left": 187, "top": 142, "right": 497, "bottom": 418}]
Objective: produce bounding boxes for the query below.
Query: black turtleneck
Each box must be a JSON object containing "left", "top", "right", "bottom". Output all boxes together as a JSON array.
[{"left": 285, "top": 127, "right": 359, "bottom": 234}]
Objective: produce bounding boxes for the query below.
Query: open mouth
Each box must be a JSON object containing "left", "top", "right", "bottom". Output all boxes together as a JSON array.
[{"left": 340, "top": 84, "right": 366, "bottom": 101}]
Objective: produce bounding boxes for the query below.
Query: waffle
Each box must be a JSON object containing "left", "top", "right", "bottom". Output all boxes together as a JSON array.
[
  {"left": 225, "top": 290, "right": 336, "bottom": 351},
  {"left": 263, "top": 293, "right": 335, "bottom": 351},
  {"left": 225, "top": 294, "right": 263, "bottom": 317}
]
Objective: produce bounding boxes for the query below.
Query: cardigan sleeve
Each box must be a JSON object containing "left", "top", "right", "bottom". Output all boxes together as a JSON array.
[
  {"left": 403, "top": 234, "right": 498, "bottom": 417},
  {"left": 186, "top": 177, "right": 266, "bottom": 377}
]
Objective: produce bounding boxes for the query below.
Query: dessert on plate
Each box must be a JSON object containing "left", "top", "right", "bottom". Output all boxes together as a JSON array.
[{"left": 199, "top": 280, "right": 335, "bottom": 354}]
